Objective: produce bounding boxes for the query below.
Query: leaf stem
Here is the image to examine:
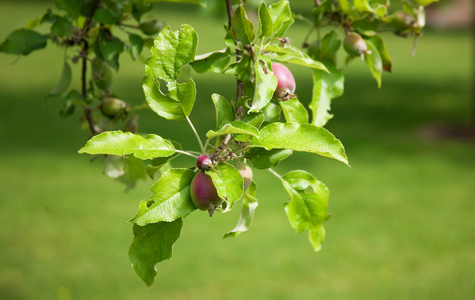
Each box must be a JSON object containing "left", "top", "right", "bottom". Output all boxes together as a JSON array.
[
  {"left": 186, "top": 116, "right": 205, "bottom": 153},
  {"left": 175, "top": 149, "right": 199, "bottom": 158},
  {"left": 268, "top": 168, "right": 283, "bottom": 181}
]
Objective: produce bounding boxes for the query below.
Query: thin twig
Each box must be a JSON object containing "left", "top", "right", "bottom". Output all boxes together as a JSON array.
[{"left": 175, "top": 150, "right": 199, "bottom": 158}]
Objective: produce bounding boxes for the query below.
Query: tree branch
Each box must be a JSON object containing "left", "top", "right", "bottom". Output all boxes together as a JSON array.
[{"left": 224, "top": 0, "right": 243, "bottom": 101}]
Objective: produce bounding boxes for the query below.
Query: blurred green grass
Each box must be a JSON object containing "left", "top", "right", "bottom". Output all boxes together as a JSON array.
[{"left": 1, "top": 1, "right": 474, "bottom": 300}]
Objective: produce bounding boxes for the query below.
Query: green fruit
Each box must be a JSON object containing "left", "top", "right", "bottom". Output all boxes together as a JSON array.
[
  {"left": 91, "top": 58, "right": 113, "bottom": 90},
  {"left": 235, "top": 161, "right": 253, "bottom": 190},
  {"left": 139, "top": 19, "right": 163, "bottom": 36},
  {"left": 389, "top": 11, "right": 415, "bottom": 31},
  {"left": 190, "top": 172, "right": 223, "bottom": 216},
  {"left": 343, "top": 32, "right": 367, "bottom": 57},
  {"left": 100, "top": 97, "right": 128, "bottom": 119}
]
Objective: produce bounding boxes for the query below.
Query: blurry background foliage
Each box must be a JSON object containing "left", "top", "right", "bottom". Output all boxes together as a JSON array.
[{"left": 0, "top": 0, "right": 474, "bottom": 299}]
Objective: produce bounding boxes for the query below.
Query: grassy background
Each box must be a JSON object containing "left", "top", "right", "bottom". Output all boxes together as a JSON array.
[{"left": 0, "top": 1, "right": 474, "bottom": 300}]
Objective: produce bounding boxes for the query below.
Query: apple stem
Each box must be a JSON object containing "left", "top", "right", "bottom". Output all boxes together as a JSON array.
[
  {"left": 186, "top": 116, "right": 205, "bottom": 153},
  {"left": 174, "top": 150, "right": 198, "bottom": 158}
]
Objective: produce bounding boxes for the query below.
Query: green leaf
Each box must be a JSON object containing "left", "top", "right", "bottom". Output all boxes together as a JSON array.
[
  {"left": 231, "top": 6, "right": 255, "bottom": 45},
  {"left": 144, "top": 0, "right": 206, "bottom": 7},
  {"left": 146, "top": 24, "right": 198, "bottom": 82},
  {"left": 211, "top": 93, "right": 233, "bottom": 130},
  {"left": 246, "top": 148, "right": 292, "bottom": 169},
  {"left": 224, "top": 181, "right": 258, "bottom": 238},
  {"left": 265, "top": 44, "right": 328, "bottom": 72},
  {"left": 191, "top": 48, "right": 231, "bottom": 73},
  {"left": 364, "top": 40, "right": 383, "bottom": 88},
  {"left": 51, "top": 16, "right": 72, "bottom": 37},
  {"left": 129, "top": 33, "right": 144, "bottom": 60},
  {"left": 104, "top": 155, "right": 147, "bottom": 191},
  {"left": 339, "top": 0, "right": 351, "bottom": 13},
  {"left": 54, "top": 0, "right": 80, "bottom": 19},
  {"left": 319, "top": 31, "right": 341, "bottom": 61},
  {"left": 414, "top": 0, "right": 438, "bottom": 6},
  {"left": 78, "top": 131, "right": 175, "bottom": 160},
  {"left": 0, "top": 29, "right": 48, "bottom": 55},
  {"left": 267, "top": 0, "right": 293, "bottom": 37},
  {"left": 142, "top": 74, "right": 196, "bottom": 120},
  {"left": 258, "top": 2, "right": 273, "bottom": 39},
  {"left": 250, "top": 56, "right": 278, "bottom": 112},
  {"left": 279, "top": 98, "right": 308, "bottom": 124},
  {"left": 130, "top": 168, "right": 196, "bottom": 225},
  {"left": 206, "top": 121, "right": 259, "bottom": 139},
  {"left": 99, "top": 34, "right": 124, "bottom": 71},
  {"left": 92, "top": 7, "right": 119, "bottom": 24},
  {"left": 310, "top": 62, "right": 344, "bottom": 127},
  {"left": 280, "top": 170, "right": 329, "bottom": 251},
  {"left": 45, "top": 61, "right": 72, "bottom": 103},
  {"left": 368, "top": 34, "right": 392, "bottom": 72},
  {"left": 129, "top": 219, "right": 182, "bottom": 287},
  {"left": 250, "top": 123, "right": 348, "bottom": 165},
  {"left": 205, "top": 163, "right": 244, "bottom": 210}
]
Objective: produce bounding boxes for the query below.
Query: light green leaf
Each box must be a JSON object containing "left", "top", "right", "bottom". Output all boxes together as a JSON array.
[
  {"left": 205, "top": 163, "right": 244, "bottom": 210},
  {"left": 191, "top": 48, "right": 231, "bottom": 73},
  {"left": 310, "top": 62, "right": 344, "bottom": 127},
  {"left": 211, "top": 94, "right": 233, "bottom": 130},
  {"left": 267, "top": 0, "right": 293, "bottom": 37},
  {"left": 415, "top": 0, "right": 439, "bottom": 6},
  {"left": 265, "top": 44, "right": 328, "bottom": 72},
  {"left": 78, "top": 131, "right": 175, "bottom": 160},
  {"left": 0, "top": 28, "right": 48, "bottom": 55},
  {"left": 279, "top": 98, "right": 308, "bottom": 124},
  {"left": 246, "top": 148, "right": 292, "bottom": 169},
  {"left": 258, "top": 2, "right": 273, "bottom": 38},
  {"left": 129, "top": 219, "right": 182, "bottom": 287},
  {"left": 354, "top": 0, "right": 373, "bottom": 13},
  {"left": 104, "top": 156, "right": 147, "bottom": 191},
  {"left": 173, "top": 79, "right": 196, "bottom": 116},
  {"left": 280, "top": 170, "right": 329, "bottom": 251},
  {"left": 206, "top": 121, "right": 259, "bottom": 139},
  {"left": 146, "top": 24, "right": 198, "bottom": 82},
  {"left": 364, "top": 40, "right": 383, "bottom": 88},
  {"left": 339, "top": 0, "right": 351, "bottom": 13},
  {"left": 224, "top": 181, "right": 258, "bottom": 238},
  {"left": 250, "top": 123, "right": 348, "bottom": 165},
  {"left": 250, "top": 56, "right": 277, "bottom": 112},
  {"left": 231, "top": 5, "right": 255, "bottom": 45},
  {"left": 130, "top": 168, "right": 196, "bottom": 225}
]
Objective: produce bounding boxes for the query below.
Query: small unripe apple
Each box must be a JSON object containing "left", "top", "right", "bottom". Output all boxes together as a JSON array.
[
  {"left": 190, "top": 172, "right": 223, "bottom": 216},
  {"left": 271, "top": 62, "right": 296, "bottom": 101},
  {"left": 100, "top": 97, "right": 128, "bottom": 119},
  {"left": 389, "top": 11, "right": 415, "bottom": 31},
  {"left": 343, "top": 32, "right": 368, "bottom": 57},
  {"left": 196, "top": 154, "right": 212, "bottom": 170},
  {"left": 262, "top": 102, "right": 281, "bottom": 123},
  {"left": 139, "top": 19, "right": 163, "bottom": 36},
  {"left": 235, "top": 161, "right": 252, "bottom": 190}
]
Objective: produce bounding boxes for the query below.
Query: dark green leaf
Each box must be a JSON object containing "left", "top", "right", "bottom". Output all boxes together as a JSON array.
[
  {"left": 224, "top": 181, "right": 258, "bottom": 238},
  {"left": 0, "top": 29, "right": 48, "bottom": 55},
  {"left": 130, "top": 168, "right": 196, "bottom": 225},
  {"left": 45, "top": 61, "right": 72, "bottom": 103},
  {"left": 54, "top": 0, "right": 80, "bottom": 19},
  {"left": 144, "top": 0, "right": 206, "bottom": 7},
  {"left": 99, "top": 34, "right": 124, "bottom": 71},
  {"left": 93, "top": 7, "right": 119, "bottom": 24},
  {"left": 51, "top": 17, "right": 72, "bottom": 37},
  {"left": 129, "top": 33, "right": 144, "bottom": 60},
  {"left": 250, "top": 123, "right": 349, "bottom": 165},
  {"left": 78, "top": 131, "right": 176, "bottom": 160},
  {"left": 246, "top": 148, "right": 292, "bottom": 169},
  {"left": 129, "top": 219, "right": 183, "bottom": 287}
]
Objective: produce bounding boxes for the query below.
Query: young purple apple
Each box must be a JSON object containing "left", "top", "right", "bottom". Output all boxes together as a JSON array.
[
  {"left": 196, "top": 154, "right": 212, "bottom": 170},
  {"left": 190, "top": 171, "right": 223, "bottom": 216}
]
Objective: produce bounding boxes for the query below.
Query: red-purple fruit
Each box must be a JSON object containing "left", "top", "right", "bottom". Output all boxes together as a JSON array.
[
  {"left": 271, "top": 62, "right": 296, "bottom": 101},
  {"left": 196, "top": 154, "right": 212, "bottom": 170},
  {"left": 235, "top": 161, "right": 252, "bottom": 190},
  {"left": 343, "top": 32, "right": 368, "bottom": 57},
  {"left": 190, "top": 171, "right": 223, "bottom": 216}
]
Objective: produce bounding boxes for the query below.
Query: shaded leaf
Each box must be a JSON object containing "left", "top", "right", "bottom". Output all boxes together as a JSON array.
[
  {"left": 224, "top": 181, "right": 258, "bottom": 238},
  {"left": 0, "top": 29, "right": 48, "bottom": 55}
]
